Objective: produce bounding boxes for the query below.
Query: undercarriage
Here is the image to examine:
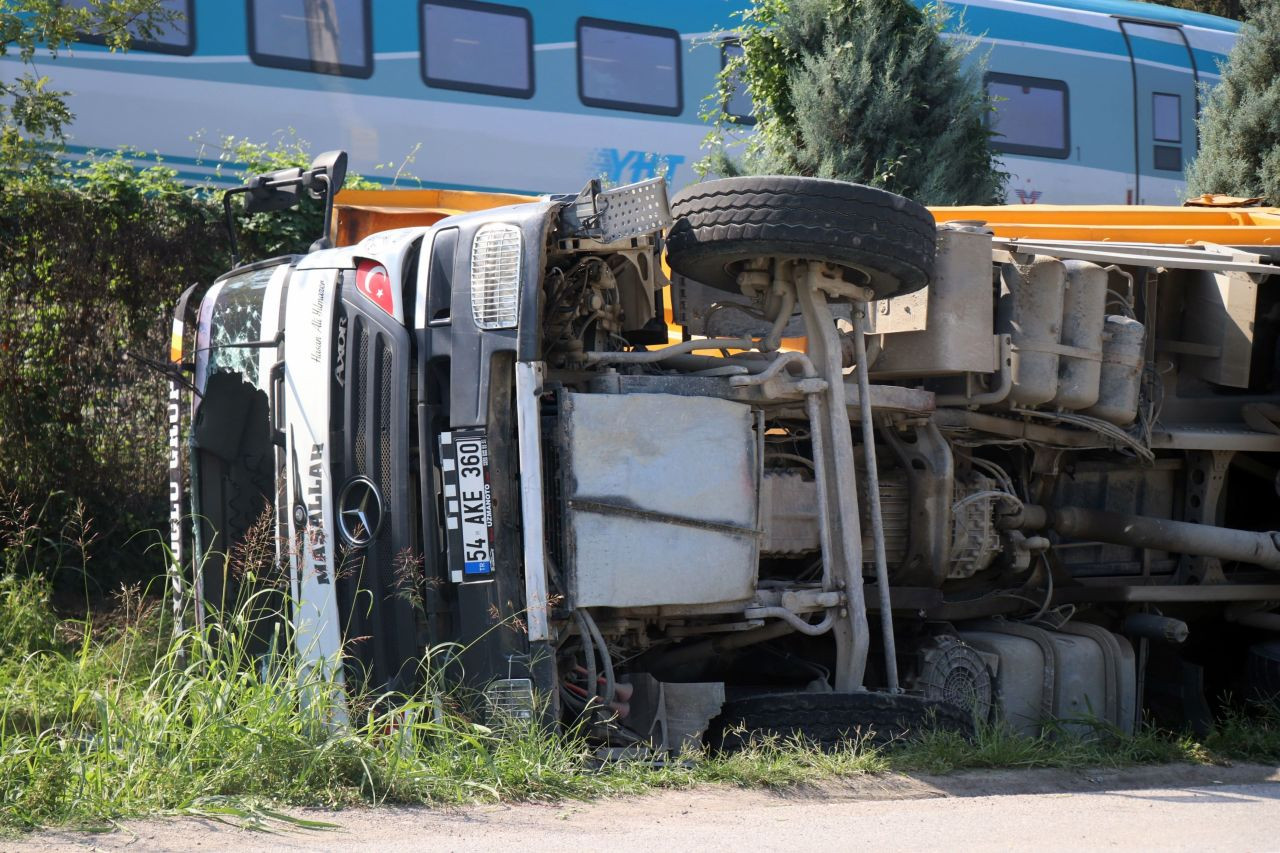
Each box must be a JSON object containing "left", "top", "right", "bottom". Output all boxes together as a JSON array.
[
  {"left": 177, "top": 166, "right": 1280, "bottom": 750},
  {"left": 517, "top": 177, "right": 1280, "bottom": 746}
]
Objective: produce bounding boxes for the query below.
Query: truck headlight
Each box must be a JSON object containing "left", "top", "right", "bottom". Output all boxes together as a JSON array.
[{"left": 471, "top": 224, "right": 522, "bottom": 330}]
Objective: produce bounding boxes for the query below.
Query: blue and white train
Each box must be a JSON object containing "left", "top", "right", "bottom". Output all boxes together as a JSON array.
[{"left": 17, "top": 0, "right": 1240, "bottom": 203}]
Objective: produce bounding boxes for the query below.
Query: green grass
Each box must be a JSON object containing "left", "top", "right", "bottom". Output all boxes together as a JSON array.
[
  {"left": 890, "top": 719, "right": 1211, "bottom": 775},
  {"left": 1, "top": 568, "right": 1278, "bottom": 834}
]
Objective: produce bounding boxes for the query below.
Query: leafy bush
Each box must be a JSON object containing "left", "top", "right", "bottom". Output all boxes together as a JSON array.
[
  {"left": 1185, "top": 0, "right": 1280, "bottom": 203},
  {"left": 0, "top": 143, "right": 350, "bottom": 589}
]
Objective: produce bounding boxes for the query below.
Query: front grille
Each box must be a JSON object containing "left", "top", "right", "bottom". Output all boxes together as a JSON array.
[
  {"left": 354, "top": 325, "right": 370, "bottom": 472},
  {"left": 380, "top": 344, "right": 392, "bottom": 500},
  {"left": 336, "top": 293, "right": 417, "bottom": 697}
]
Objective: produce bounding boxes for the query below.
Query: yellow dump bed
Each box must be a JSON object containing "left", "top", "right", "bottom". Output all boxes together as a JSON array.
[
  {"left": 331, "top": 188, "right": 538, "bottom": 246},
  {"left": 928, "top": 204, "right": 1280, "bottom": 246}
]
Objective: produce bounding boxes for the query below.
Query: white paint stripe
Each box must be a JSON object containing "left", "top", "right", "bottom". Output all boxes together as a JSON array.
[
  {"left": 946, "top": 0, "right": 1235, "bottom": 51},
  {"left": 946, "top": 31, "right": 1217, "bottom": 76},
  {"left": 440, "top": 432, "right": 452, "bottom": 445},
  {"left": 1123, "top": 21, "right": 1190, "bottom": 46},
  {"left": 532, "top": 30, "right": 722, "bottom": 53},
  {"left": 1183, "top": 28, "right": 1236, "bottom": 55},
  {"left": 947, "top": 0, "right": 1126, "bottom": 32},
  {"left": 442, "top": 458, "right": 455, "bottom": 471},
  {"left": 65, "top": 49, "right": 248, "bottom": 63},
  {"left": 68, "top": 32, "right": 724, "bottom": 63},
  {"left": 446, "top": 516, "right": 459, "bottom": 531},
  {"left": 444, "top": 483, "right": 457, "bottom": 498}
]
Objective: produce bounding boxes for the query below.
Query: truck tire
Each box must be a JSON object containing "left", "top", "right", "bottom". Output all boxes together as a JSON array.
[
  {"left": 711, "top": 690, "right": 974, "bottom": 752},
  {"left": 666, "top": 176, "right": 936, "bottom": 298}
]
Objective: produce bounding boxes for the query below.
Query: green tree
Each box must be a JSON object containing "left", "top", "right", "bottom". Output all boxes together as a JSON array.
[
  {"left": 0, "top": 0, "right": 176, "bottom": 169},
  {"left": 701, "top": 0, "right": 1005, "bottom": 205},
  {"left": 1185, "top": 0, "right": 1280, "bottom": 203}
]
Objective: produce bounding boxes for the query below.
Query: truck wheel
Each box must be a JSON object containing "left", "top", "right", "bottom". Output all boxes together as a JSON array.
[
  {"left": 710, "top": 690, "right": 974, "bottom": 752},
  {"left": 666, "top": 176, "right": 936, "bottom": 298}
]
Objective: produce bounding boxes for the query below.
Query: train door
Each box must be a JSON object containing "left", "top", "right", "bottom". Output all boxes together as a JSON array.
[{"left": 1118, "top": 20, "right": 1199, "bottom": 205}]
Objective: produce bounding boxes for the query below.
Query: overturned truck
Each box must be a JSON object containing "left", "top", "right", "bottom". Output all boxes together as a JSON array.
[{"left": 170, "top": 158, "right": 1280, "bottom": 747}]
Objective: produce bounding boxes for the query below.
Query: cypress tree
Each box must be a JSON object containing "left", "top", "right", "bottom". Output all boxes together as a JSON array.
[
  {"left": 1185, "top": 0, "right": 1280, "bottom": 203},
  {"left": 702, "top": 0, "right": 1006, "bottom": 205}
]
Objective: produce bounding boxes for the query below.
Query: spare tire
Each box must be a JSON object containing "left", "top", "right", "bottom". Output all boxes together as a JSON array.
[
  {"left": 666, "top": 176, "right": 936, "bottom": 298},
  {"left": 710, "top": 690, "right": 974, "bottom": 752}
]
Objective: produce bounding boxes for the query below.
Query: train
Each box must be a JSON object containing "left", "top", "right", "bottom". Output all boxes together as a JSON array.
[{"left": 17, "top": 0, "right": 1241, "bottom": 204}]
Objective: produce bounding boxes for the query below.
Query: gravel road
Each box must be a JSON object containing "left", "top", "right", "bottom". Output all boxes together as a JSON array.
[{"left": 14, "top": 763, "right": 1280, "bottom": 852}]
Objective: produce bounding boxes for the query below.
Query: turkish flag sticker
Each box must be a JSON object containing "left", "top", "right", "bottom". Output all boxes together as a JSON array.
[{"left": 355, "top": 260, "right": 394, "bottom": 316}]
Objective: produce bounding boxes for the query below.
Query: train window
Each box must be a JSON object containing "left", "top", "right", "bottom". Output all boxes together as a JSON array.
[
  {"left": 721, "top": 40, "right": 754, "bottom": 124},
  {"left": 1153, "top": 93, "right": 1181, "bottom": 143},
  {"left": 248, "top": 0, "right": 372, "bottom": 78},
  {"left": 984, "top": 72, "right": 1070, "bottom": 160},
  {"left": 67, "top": 0, "right": 195, "bottom": 56},
  {"left": 421, "top": 1, "right": 533, "bottom": 98},
  {"left": 1152, "top": 93, "right": 1182, "bottom": 171},
  {"left": 1154, "top": 145, "right": 1182, "bottom": 172},
  {"left": 577, "top": 18, "right": 682, "bottom": 116}
]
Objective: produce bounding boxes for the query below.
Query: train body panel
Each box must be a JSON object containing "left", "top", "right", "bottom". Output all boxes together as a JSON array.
[{"left": 8, "top": 0, "right": 1239, "bottom": 203}]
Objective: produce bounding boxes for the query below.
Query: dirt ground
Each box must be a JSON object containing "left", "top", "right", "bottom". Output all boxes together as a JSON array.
[{"left": 14, "top": 763, "right": 1280, "bottom": 852}]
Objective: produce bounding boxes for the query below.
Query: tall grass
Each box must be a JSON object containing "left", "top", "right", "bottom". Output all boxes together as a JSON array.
[
  {"left": 0, "top": 563, "right": 898, "bottom": 830},
  {"left": 0, "top": 571, "right": 613, "bottom": 830},
  {"left": 1, "top": 502, "right": 1279, "bottom": 831}
]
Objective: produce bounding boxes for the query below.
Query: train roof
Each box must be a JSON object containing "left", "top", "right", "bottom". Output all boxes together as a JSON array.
[{"left": 958, "top": 0, "right": 1242, "bottom": 33}]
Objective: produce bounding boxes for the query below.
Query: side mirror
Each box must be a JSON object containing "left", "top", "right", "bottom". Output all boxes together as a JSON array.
[
  {"left": 221, "top": 148, "right": 351, "bottom": 265},
  {"left": 305, "top": 150, "right": 347, "bottom": 200},
  {"left": 243, "top": 167, "right": 303, "bottom": 213},
  {"left": 303, "top": 150, "right": 348, "bottom": 253}
]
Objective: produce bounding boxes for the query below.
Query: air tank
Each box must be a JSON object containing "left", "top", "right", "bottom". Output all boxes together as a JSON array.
[
  {"left": 1083, "top": 315, "right": 1146, "bottom": 425},
  {"left": 998, "top": 256, "right": 1064, "bottom": 407},
  {"left": 1052, "top": 260, "right": 1108, "bottom": 410}
]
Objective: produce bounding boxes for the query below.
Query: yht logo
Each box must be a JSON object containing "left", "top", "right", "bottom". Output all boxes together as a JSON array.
[
  {"left": 592, "top": 148, "right": 686, "bottom": 185},
  {"left": 1015, "top": 188, "right": 1043, "bottom": 205}
]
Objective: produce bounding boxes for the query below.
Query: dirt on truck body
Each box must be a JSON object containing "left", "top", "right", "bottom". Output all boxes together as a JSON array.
[{"left": 169, "top": 154, "right": 1280, "bottom": 750}]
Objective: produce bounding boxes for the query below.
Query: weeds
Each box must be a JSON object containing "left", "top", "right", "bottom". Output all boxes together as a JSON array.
[
  {"left": 1, "top": 509, "right": 1279, "bottom": 832},
  {"left": 890, "top": 718, "right": 1210, "bottom": 775},
  {"left": 0, "top": 570, "right": 609, "bottom": 831},
  {"left": 4, "top": 558, "right": 1278, "bottom": 835},
  {"left": 1205, "top": 704, "right": 1280, "bottom": 762}
]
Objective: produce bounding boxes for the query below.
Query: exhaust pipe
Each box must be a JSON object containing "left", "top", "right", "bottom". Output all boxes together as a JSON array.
[{"left": 1010, "top": 505, "right": 1280, "bottom": 571}]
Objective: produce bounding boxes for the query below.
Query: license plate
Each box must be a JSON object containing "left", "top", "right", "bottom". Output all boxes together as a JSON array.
[{"left": 440, "top": 428, "right": 495, "bottom": 582}]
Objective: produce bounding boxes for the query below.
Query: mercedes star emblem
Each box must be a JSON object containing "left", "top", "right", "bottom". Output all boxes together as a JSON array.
[{"left": 337, "top": 476, "right": 384, "bottom": 547}]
